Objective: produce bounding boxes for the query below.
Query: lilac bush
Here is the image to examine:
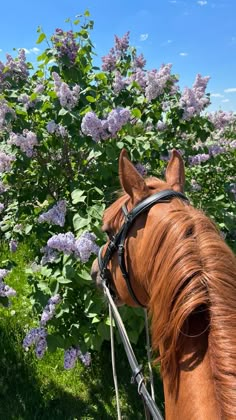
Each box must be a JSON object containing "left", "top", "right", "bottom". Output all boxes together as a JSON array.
[{"left": 0, "top": 10, "right": 235, "bottom": 368}]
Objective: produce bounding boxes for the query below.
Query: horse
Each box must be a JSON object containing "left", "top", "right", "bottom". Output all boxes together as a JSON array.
[{"left": 91, "top": 149, "right": 236, "bottom": 419}]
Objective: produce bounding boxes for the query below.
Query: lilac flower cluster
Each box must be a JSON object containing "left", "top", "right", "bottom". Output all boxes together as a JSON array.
[
  {"left": 113, "top": 71, "right": 126, "bottom": 94},
  {"left": 129, "top": 69, "right": 147, "bottom": 89},
  {"left": 0, "top": 269, "right": 16, "bottom": 298},
  {"left": 40, "top": 246, "right": 59, "bottom": 266},
  {"left": 0, "top": 99, "right": 15, "bottom": 131},
  {"left": 156, "top": 121, "right": 167, "bottom": 131},
  {"left": 0, "top": 151, "right": 15, "bottom": 172},
  {"left": 47, "top": 232, "right": 75, "bottom": 255},
  {"left": 208, "top": 144, "right": 226, "bottom": 157},
  {"left": 145, "top": 64, "right": 173, "bottom": 101},
  {"left": 189, "top": 153, "right": 210, "bottom": 166},
  {"left": 46, "top": 120, "right": 68, "bottom": 138},
  {"left": 207, "top": 110, "right": 236, "bottom": 131},
  {"left": 135, "top": 163, "right": 147, "bottom": 177},
  {"left": 38, "top": 200, "right": 67, "bottom": 227},
  {"left": 52, "top": 29, "right": 79, "bottom": 65},
  {"left": 107, "top": 108, "right": 131, "bottom": 137},
  {"left": 81, "top": 108, "right": 131, "bottom": 142},
  {"left": 52, "top": 72, "right": 80, "bottom": 110},
  {"left": 47, "top": 231, "right": 99, "bottom": 261},
  {"left": 191, "top": 179, "right": 202, "bottom": 192},
  {"left": 8, "top": 130, "right": 38, "bottom": 157},
  {"left": 9, "top": 239, "right": 18, "bottom": 252},
  {"left": 74, "top": 231, "right": 100, "bottom": 262},
  {"left": 18, "top": 92, "right": 41, "bottom": 110},
  {"left": 40, "top": 294, "right": 61, "bottom": 326},
  {"left": 34, "top": 83, "right": 44, "bottom": 94},
  {"left": 179, "top": 74, "right": 210, "bottom": 120},
  {"left": 23, "top": 327, "right": 47, "bottom": 359},
  {"left": 102, "top": 32, "right": 130, "bottom": 71},
  {"left": 133, "top": 53, "right": 146, "bottom": 69},
  {"left": 0, "top": 49, "right": 29, "bottom": 88},
  {"left": 64, "top": 346, "right": 91, "bottom": 369},
  {"left": 115, "top": 31, "right": 130, "bottom": 55}
]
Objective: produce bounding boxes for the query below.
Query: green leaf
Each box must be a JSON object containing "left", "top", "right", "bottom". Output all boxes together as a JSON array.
[
  {"left": 36, "top": 33, "right": 46, "bottom": 44},
  {"left": 71, "top": 189, "right": 86, "bottom": 204},
  {"left": 132, "top": 108, "right": 141, "bottom": 119},
  {"left": 25, "top": 225, "right": 33, "bottom": 234},
  {"left": 86, "top": 95, "right": 96, "bottom": 103},
  {"left": 57, "top": 276, "right": 72, "bottom": 284},
  {"left": 73, "top": 214, "right": 90, "bottom": 231}
]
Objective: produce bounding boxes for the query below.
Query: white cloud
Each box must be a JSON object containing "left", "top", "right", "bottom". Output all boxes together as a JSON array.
[
  {"left": 211, "top": 93, "right": 224, "bottom": 98},
  {"left": 21, "top": 47, "right": 40, "bottom": 55},
  {"left": 222, "top": 99, "right": 230, "bottom": 103},
  {"left": 224, "top": 88, "right": 236, "bottom": 93},
  {"left": 197, "top": 1, "right": 207, "bottom": 5},
  {"left": 0, "top": 49, "right": 2, "bottom": 52},
  {"left": 169, "top": 0, "right": 177, "bottom": 3},
  {"left": 140, "top": 33, "right": 149, "bottom": 41},
  {"left": 179, "top": 52, "right": 188, "bottom": 56}
]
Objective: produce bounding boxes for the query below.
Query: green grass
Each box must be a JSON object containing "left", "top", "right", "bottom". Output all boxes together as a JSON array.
[{"left": 0, "top": 242, "right": 164, "bottom": 419}]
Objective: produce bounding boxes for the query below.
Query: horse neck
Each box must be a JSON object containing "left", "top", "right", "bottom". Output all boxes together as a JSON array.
[{"left": 160, "top": 312, "right": 221, "bottom": 420}]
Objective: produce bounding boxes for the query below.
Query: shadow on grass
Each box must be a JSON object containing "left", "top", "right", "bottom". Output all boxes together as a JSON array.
[{"left": 0, "top": 318, "right": 164, "bottom": 420}]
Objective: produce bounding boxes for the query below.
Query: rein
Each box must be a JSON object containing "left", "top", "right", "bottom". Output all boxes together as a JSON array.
[
  {"left": 98, "top": 189, "right": 189, "bottom": 419},
  {"left": 103, "top": 280, "right": 163, "bottom": 420}
]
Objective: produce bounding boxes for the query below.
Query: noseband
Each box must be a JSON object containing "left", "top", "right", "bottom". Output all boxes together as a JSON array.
[{"left": 98, "top": 189, "right": 189, "bottom": 307}]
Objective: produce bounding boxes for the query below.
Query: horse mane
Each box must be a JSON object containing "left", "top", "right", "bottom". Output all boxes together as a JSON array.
[{"left": 103, "top": 179, "right": 236, "bottom": 418}]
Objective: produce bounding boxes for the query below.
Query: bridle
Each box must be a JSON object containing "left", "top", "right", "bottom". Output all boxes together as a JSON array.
[{"left": 98, "top": 189, "right": 189, "bottom": 307}]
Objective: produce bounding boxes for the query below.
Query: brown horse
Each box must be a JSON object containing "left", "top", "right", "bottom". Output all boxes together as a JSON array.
[{"left": 91, "top": 149, "right": 236, "bottom": 419}]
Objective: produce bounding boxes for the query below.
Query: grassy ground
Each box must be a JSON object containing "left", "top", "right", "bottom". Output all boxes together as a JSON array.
[{"left": 0, "top": 243, "right": 164, "bottom": 420}]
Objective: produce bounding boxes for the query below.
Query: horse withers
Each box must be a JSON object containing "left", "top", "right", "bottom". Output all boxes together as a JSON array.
[{"left": 91, "top": 149, "right": 236, "bottom": 420}]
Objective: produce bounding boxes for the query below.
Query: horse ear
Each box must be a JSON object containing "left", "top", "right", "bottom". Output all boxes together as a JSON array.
[
  {"left": 165, "top": 149, "right": 185, "bottom": 192},
  {"left": 119, "top": 149, "right": 149, "bottom": 204}
]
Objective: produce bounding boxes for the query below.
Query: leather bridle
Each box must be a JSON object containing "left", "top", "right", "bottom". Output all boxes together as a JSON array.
[{"left": 98, "top": 189, "right": 189, "bottom": 307}]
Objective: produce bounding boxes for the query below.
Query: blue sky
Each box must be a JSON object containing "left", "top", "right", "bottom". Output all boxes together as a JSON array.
[{"left": 0, "top": 0, "right": 236, "bottom": 112}]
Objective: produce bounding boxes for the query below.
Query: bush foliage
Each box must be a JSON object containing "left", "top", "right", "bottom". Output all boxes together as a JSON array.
[{"left": 0, "top": 10, "right": 235, "bottom": 368}]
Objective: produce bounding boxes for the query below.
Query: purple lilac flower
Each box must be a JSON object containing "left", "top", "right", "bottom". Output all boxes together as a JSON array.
[
  {"left": 47, "top": 232, "right": 76, "bottom": 255},
  {"left": 52, "top": 29, "right": 79, "bottom": 65},
  {"left": 189, "top": 153, "right": 210, "bottom": 166},
  {"left": 64, "top": 347, "right": 78, "bottom": 369},
  {"left": 18, "top": 93, "right": 37, "bottom": 110},
  {"left": 0, "top": 269, "right": 10, "bottom": 281},
  {"left": 81, "top": 112, "right": 108, "bottom": 142},
  {"left": 40, "top": 294, "right": 61, "bottom": 326},
  {"left": 0, "top": 282, "right": 16, "bottom": 297},
  {"left": 107, "top": 108, "right": 131, "bottom": 137},
  {"left": 52, "top": 72, "right": 80, "bottom": 110},
  {"left": 40, "top": 244, "right": 59, "bottom": 265},
  {"left": 74, "top": 231, "right": 99, "bottom": 262},
  {"left": 180, "top": 74, "right": 210, "bottom": 120},
  {"left": 145, "top": 64, "right": 173, "bottom": 101},
  {"left": 9, "top": 239, "right": 18, "bottom": 252},
  {"left": 191, "top": 180, "right": 202, "bottom": 192},
  {"left": 156, "top": 121, "right": 167, "bottom": 131},
  {"left": 35, "top": 336, "right": 47, "bottom": 359},
  {"left": 8, "top": 130, "right": 38, "bottom": 157},
  {"left": 133, "top": 53, "right": 146, "bottom": 69},
  {"left": 102, "top": 48, "right": 117, "bottom": 72},
  {"left": 0, "top": 181, "right": 7, "bottom": 193},
  {"left": 207, "top": 110, "right": 236, "bottom": 131},
  {"left": 77, "top": 347, "right": 91, "bottom": 367},
  {"left": 46, "top": 120, "right": 57, "bottom": 134},
  {"left": 114, "top": 32, "right": 130, "bottom": 54},
  {"left": 135, "top": 163, "right": 147, "bottom": 177},
  {"left": 0, "top": 203, "right": 4, "bottom": 213},
  {"left": 0, "top": 49, "right": 29, "bottom": 88},
  {"left": 23, "top": 327, "right": 47, "bottom": 359},
  {"left": 0, "top": 151, "right": 15, "bottom": 172},
  {"left": 38, "top": 200, "right": 67, "bottom": 227},
  {"left": 128, "top": 69, "right": 146, "bottom": 90},
  {"left": 0, "top": 99, "right": 15, "bottom": 131},
  {"left": 113, "top": 71, "right": 126, "bottom": 94},
  {"left": 34, "top": 83, "right": 44, "bottom": 94},
  {"left": 208, "top": 144, "right": 226, "bottom": 157}
]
